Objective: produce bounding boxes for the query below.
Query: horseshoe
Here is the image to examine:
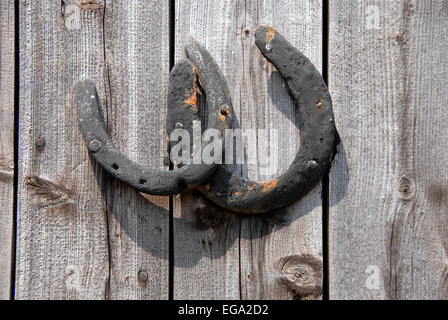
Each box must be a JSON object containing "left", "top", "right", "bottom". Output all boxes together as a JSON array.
[
  {"left": 76, "top": 25, "right": 336, "bottom": 213},
  {"left": 192, "top": 26, "right": 337, "bottom": 214},
  {"left": 75, "top": 42, "right": 232, "bottom": 195}
]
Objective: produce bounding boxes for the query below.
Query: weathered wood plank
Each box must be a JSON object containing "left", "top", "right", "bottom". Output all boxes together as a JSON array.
[
  {"left": 329, "top": 0, "right": 448, "bottom": 299},
  {"left": 16, "top": 0, "right": 110, "bottom": 299},
  {"left": 173, "top": 0, "right": 323, "bottom": 299},
  {"left": 16, "top": 0, "right": 170, "bottom": 300},
  {"left": 0, "top": 0, "right": 15, "bottom": 300},
  {"left": 102, "top": 1, "right": 170, "bottom": 300}
]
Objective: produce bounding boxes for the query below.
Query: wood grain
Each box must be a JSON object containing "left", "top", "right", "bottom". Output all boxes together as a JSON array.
[
  {"left": 329, "top": 0, "right": 448, "bottom": 299},
  {"left": 173, "top": 0, "right": 324, "bottom": 299},
  {"left": 102, "top": 0, "right": 170, "bottom": 300},
  {"left": 0, "top": 0, "right": 15, "bottom": 300},
  {"left": 16, "top": 0, "right": 110, "bottom": 299}
]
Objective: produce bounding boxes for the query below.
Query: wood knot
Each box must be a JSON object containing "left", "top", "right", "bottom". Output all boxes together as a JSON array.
[
  {"left": 260, "top": 179, "right": 278, "bottom": 193},
  {"left": 398, "top": 176, "right": 415, "bottom": 200},
  {"left": 276, "top": 254, "right": 322, "bottom": 299}
]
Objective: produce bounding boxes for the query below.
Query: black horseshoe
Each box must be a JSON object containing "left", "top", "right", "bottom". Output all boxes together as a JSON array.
[
  {"left": 75, "top": 43, "right": 231, "bottom": 195},
  {"left": 193, "top": 25, "right": 337, "bottom": 214}
]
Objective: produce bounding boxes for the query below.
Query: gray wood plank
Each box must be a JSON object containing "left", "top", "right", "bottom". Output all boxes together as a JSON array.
[
  {"left": 16, "top": 0, "right": 110, "bottom": 299},
  {"left": 102, "top": 1, "right": 170, "bottom": 300},
  {"left": 0, "top": 0, "right": 15, "bottom": 300},
  {"left": 173, "top": 0, "right": 323, "bottom": 299},
  {"left": 329, "top": 0, "right": 448, "bottom": 299}
]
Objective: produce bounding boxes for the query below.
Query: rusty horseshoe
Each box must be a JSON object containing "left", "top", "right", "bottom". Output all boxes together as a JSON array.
[
  {"left": 75, "top": 42, "right": 232, "bottom": 195},
  {"left": 191, "top": 26, "right": 337, "bottom": 213},
  {"left": 75, "top": 25, "right": 336, "bottom": 214}
]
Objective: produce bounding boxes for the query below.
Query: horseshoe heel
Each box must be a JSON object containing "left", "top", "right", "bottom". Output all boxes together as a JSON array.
[
  {"left": 75, "top": 43, "right": 231, "bottom": 195},
  {"left": 194, "top": 26, "right": 337, "bottom": 214}
]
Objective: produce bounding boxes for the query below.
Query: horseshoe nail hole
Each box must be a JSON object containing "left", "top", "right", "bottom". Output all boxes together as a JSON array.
[
  {"left": 319, "top": 138, "right": 324, "bottom": 144},
  {"left": 139, "top": 178, "right": 147, "bottom": 185},
  {"left": 111, "top": 163, "right": 119, "bottom": 170}
]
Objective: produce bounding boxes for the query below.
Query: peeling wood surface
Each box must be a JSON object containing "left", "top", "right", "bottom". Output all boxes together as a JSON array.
[
  {"left": 173, "top": 0, "right": 323, "bottom": 299},
  {"left": 0, "top": 0, "right": 14, "bottom": 300},
  {"left": 329, "top": 0, "right": 448, "bottom": 299}
]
